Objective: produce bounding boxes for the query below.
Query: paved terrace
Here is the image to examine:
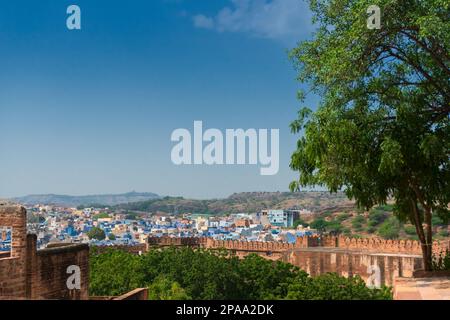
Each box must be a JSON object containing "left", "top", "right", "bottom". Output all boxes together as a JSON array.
[{"left": 394, "top": 277, "right": 450, "bottom": 300}]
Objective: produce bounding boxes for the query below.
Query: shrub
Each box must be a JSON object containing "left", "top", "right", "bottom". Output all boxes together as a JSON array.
[
  {"left": 326, "top": 220, "right": 343, "bottom": 234},
  {"left": 337, "top": 213, "right": 351, "bottom": 222},
  {"left": 87, "top": 227, "right": 106, "bottom": 240},
  {"left": 286, "top": 273, "right": 392, "bottom": 300},
  {"left": 366, "top": 226, "right": 377, "bottom": 234},
  {"left": 432, "top": 250, "right": 450, "bottom": 271},
  {"left": 378, "top": 217, "right": 401, "bottom": 239},
  {"left": 352, "top": 215, "right": 366, "bottom": 225},
  {"left": 368, "top": 210, "right": 387, "bottom": 226},
  {"left": 438, "top": 229, "right": 449, "bottom": 237},
  {"left": 310, "top": 218, "right": 327, "bottom": 231},
  {"left": 342, "top": 227, "right": 352, "bottom": 236},
  {"left": 404, "top": 225, "right": 417, "bottom": 235},
  {"left": 293, "top": 218, "right": 309, "bottom": 228},
  {"left": 107, "top": 233, "right": 116, "bottom": 240},
  {"left": 352, "top": 222, "right": 362, "bottom": 229},
  {"left": 432, "top": 216, "right": 446, "bottom": 227},
  {"left": 375, "top": 204, "right": 394, "bottom": 212},
  {"left": 93, "top": 212, "right": 109, "bottom": 220}
]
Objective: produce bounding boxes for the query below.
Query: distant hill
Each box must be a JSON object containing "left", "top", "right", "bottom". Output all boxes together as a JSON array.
[
  {"left": 115, "top": 191, "right": 355, "bottom": 215},
  {"left": 13, "top": 191, "right": 160, "bottom": 207}
]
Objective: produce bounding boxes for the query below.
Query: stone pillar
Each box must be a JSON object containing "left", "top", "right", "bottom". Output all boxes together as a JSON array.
[
  {"left": 26, "top": 233, "right": 38, "bottom": 299},
  {"left": 0, "top": 203, "right": 28, "bottom": 298}
]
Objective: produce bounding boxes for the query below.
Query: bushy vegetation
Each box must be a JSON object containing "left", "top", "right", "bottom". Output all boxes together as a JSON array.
[
  {"left": 336, "top": 213, "right": 350, "bottom": 222},
  {"left": 89, "top": 248, "right": 392, "bottom": 300},
  {"left": 368, "top": 210, "right": 387, "bottom": 227},
  {"left": 433, "top": 250, "right": 450, "bottom": 271},
  {"left": 377, "top": 217, "right": 401, "bottom": 240},
  {"left": 87, "top": 227, "right": 106, "bottom": 240},
  {"left": 404, "top": 225, "right": 417, "bottom": 236},
  {"left": 293, "top": 218, "right": 309, "bottom": 228},
  {"left": 93, "top": 212, "right": 110, "bottom": 220},
  {"left": 306, "top": 207, "right": 448, "bottom": 240}
]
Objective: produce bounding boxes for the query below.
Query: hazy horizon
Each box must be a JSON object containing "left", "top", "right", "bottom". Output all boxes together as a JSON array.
[{"left": 8, "top": 188, "right": 332, "bottom": 201}]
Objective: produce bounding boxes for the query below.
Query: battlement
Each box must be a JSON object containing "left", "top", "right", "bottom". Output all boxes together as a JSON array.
[
  {"left": 93, "top": 243, "right": 147, "bottom": 255},
  {"left": 147, "top": 236, "right": 207, "bottom": 248},
  {"left": 146, "top": 234, "right": 450, "bottom": 256},
  {"left": 321, "top": 235, "right": 449, "bottom": 256},
  {"left": 205, "top": 238, "right": 295, "bottom": 252}
]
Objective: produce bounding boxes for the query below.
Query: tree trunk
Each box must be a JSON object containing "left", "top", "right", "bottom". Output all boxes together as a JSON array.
[
  {"left": 424, "top": 207, "right": 433, "bottom": 271},
  {"left": 410, "top": 200, "right": 433, "bottom": 271}
]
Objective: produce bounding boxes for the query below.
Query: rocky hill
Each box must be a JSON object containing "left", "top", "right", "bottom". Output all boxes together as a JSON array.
[
  {"left": 14, "top": 191, "right": 160, "bottom": 207},
  {"left": 114, "top": 191, "right": 355, "bottom": 215}
]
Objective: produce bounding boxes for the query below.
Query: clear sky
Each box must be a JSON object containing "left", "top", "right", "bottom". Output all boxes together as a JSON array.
[{"left": 0, "top": 0, "right": 318, "bottom": 199}]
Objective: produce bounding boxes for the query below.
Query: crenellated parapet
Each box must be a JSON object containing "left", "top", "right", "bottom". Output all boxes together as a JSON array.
[
  {"left": 204, "top": 238, "right": 294, "bottom": 252},
  {"left": 146, "top": 235, "right": 450, "bottom": 256},
  {"left": 147, "top": 236, "right": 207, "bottom": 248},
  {"left": 331, "top": 235, "right": 449, "bottom": 256}
]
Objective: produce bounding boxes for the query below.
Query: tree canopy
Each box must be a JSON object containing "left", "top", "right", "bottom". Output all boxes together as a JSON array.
[
  {"left": 89, "top": 247, "right": 392, "bottom": 300},
  {"left": 87, "top": 227, "right": 106, "bottom": 241},
  {"left": 289, "top": 0, "right": 449, "bottom": 270}
]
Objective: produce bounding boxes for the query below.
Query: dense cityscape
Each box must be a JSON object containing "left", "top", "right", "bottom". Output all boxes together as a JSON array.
[{"left": 1, "top": 205, "right": 317, "bottom": 252}]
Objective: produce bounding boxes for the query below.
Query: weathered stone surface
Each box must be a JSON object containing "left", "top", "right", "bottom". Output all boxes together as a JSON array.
[
  {"left": 145, "top": 235, "right": 448, "bottom": 287},
  {"left": 0, "top": 205, "right": 89, "bottom": 300},
  {"left": 394, "top": 277, "right": 450, "bottom": 300}
]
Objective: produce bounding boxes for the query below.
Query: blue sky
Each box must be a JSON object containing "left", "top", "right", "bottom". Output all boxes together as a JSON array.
[{"left": 0, "top": 0, "right": 317, "bottom": 199}]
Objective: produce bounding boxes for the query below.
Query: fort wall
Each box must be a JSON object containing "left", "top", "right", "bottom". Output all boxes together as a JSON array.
[
  {"left": 0, "top": 204, "right": 89, "bottom": 299},
  {"left": 93, "top": 243, "right": 146, "bottom": 255},
  {"left": 284, "top": 248, "right": 423, "bottom": 286},
  {"left": 145, "top": 235, "right": 450, "bottom": 286},
  {"left": 146, "top": 235, "right": 449, "bottom": 256}
]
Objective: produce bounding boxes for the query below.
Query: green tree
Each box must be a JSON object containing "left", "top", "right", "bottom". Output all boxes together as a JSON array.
[
  {"left": 378, "top": 217, "right": 401, "bottom": 239},
  {"left": 108, "top": 233, "right": 116, "bottom": 241},
  {"left": 310, "top": 218, "right": 328, "bottom": 232},
  {"left": 289, "top": 0, "right": 449, "bottom": 270},
  {"left": 286, "top": 273, "right": 392, "bottom": 300},
  {"left": 93, "top": 212, "right": 110, "bottom": 220},
  {"left": 368, "top": 210, "right": 387, "bottom": 226},
  {"left": 293, "top": 218, "right": 309, "bottom": 228},
  {"left": 87, "top": 227, "right": 106, "bottom": 241},
  {"left": 148, "top": 276, "right": 191, "bottom": 300},
  {"left": 89, "top": 248, "right": 144, "bottom": 296},
  {"left": 89, "top": 247, "right": 392, "bottom": 300},
  {"left": 352, "top": 215, "right": 366, "bottom": 231},
  {"left": 404, "top": 225, "right": 417, "bottom": 235}
]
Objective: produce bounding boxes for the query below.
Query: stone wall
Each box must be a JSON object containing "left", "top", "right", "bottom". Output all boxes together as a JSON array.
[
  {"left": 0, "top": 204, "right": 28, "bottom": 298},
  {"left": 205, "top": 238, "right": 295, "bottom": 253},
  {"left": 0, "top": 204, "right": 89, "bottom": 300},
  {"left": 284, "top": 248, "right": 423, "bottom": 287},
  {"left": 32, "top": 237, "right": 89, "bottom": 299},
  {"left": 113, "top": 288, "right": 148, "bottom": 300},
  {"left": 320, "top": 235, "right": 450, "bottom": 256},
  {"left": 146, "top": 235, "right": 449, "bottom": 256},
  {"left": 147, "top": 236, "right": 207, "bottom": 248},
  {"left": 93, "top": 244, "right": 146, "bottom": 255},
  {"left": 145, "top": 235, "right": 443, "bottom": 287}
]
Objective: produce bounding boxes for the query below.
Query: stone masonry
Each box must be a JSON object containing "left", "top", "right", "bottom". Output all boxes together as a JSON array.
[{"left": 0, "top": 203, "right": 89, "bottom": 299}]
